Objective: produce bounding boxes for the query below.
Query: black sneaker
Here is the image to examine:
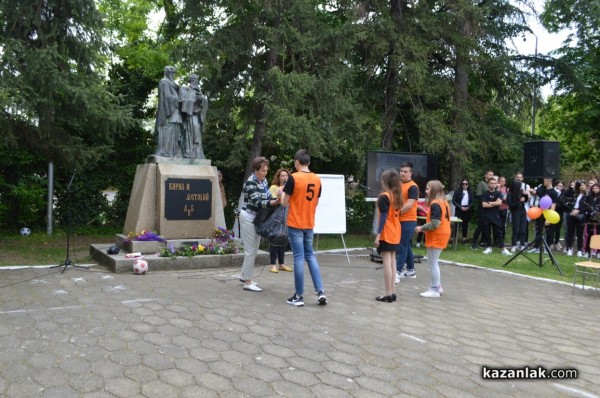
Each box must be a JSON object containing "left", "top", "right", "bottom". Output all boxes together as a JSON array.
[
  {"left": 470, "top": 245, "right": 478, "bottom": 251},
  {"left": 287, "top": 294, "right": 304, "bottom": 306},
  {"left": 316, "top": 291, "right": 327, "bottom": 305}
]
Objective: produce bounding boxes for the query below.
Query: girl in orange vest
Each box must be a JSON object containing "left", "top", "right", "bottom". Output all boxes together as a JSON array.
[
  {"left": 375, "top": 169, "right": 404, "bottom": 302},
  {"left": 415, "top": 180, "right": 451, "bottom": 298}
]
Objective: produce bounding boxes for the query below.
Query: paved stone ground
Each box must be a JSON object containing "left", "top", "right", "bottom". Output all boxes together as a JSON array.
[{"left": 0, "top": 250, "right": 599, "bottom": 398}]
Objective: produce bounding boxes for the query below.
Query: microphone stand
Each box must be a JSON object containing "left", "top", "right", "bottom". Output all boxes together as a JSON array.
[
  {"left": 51, "top": 170, "right": 90, "bottom": 274},
  {"left": 353, "top": 183, "right": 373, "bottom": 193}
]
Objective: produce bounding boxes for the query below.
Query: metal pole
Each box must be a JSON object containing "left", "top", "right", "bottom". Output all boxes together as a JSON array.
[
  {"left": 46, "top": 161, "right": 54, "bottom": 235},
  {"left": 531, "top": 33, "right": 538, "bottom": 137}
]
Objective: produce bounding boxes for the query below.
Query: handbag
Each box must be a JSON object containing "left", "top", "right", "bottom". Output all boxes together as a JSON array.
[
  {"left": 253, "top": 205, "right": 277, "bottom": 226},
  {"left": 255, "top": 206, "right": 288, "bottom": 246}
]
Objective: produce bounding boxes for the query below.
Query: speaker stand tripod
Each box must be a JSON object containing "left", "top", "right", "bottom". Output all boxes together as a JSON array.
[
  {"left": 50, "top": 170, "right": 89, "bottom": 274},
  {"left": 502, "top": 233, "right": 563, "bottom": 276}
]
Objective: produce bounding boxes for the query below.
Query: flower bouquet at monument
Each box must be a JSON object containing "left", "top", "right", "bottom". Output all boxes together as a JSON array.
[
  {"left": 158, "top": 227, "right": 241, "bottom": 258},
  {"left": 211, "top": 227, "right": 235, "bottom": 244},
  {"left": 125, "top": 229, "right": 166, "bottom": 243}
]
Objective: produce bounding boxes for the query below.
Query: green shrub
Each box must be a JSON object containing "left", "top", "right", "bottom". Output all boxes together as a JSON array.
[
  {"left": 7, "top": 175, "right": 47, "bottom": 229},
  {"left": 346, "top": 188, "right": 373, "bottom": 234}
]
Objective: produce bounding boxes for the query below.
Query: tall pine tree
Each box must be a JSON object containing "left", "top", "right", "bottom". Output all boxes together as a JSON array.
[
  {"left": 0, "top": 0, "right": 132, "bottom": 230},
  {"left": 0, "top": 0, "right": 132, "bottom": 169}
]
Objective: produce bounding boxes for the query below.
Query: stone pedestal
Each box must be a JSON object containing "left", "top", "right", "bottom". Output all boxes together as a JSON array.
[
  {"left": 90, "top": 243, "right": 269, "bottom": 273},
  {"left": 123, "top": 157, "right": 226, "bottom": 240}
]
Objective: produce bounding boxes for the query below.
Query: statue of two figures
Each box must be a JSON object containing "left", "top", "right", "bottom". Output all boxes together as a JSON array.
[{"left": 155, "top": 66, "right": 208, "bottom": 159}]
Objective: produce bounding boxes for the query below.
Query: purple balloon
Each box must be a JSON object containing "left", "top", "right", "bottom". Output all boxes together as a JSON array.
[{"left": 539, "top": 195, "right": 552, "bottom": 210}]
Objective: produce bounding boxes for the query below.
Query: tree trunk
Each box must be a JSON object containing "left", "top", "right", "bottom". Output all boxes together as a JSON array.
[
  {"left": 244, "top": 13, "right": 280, "bottom": 179},
  {"left": 245, "top": 102, "right": 268, "bottom": 178},
  {"left": 450, "top": 15, "right": 471, "bottom": 189},
  {"left": 381, "top": 0, "right": 402, "bottom": 151}
]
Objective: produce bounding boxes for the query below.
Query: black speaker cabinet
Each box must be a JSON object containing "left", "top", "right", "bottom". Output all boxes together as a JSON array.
[{"left": 523, "top": 141, "right": 560, "bottom": 179}]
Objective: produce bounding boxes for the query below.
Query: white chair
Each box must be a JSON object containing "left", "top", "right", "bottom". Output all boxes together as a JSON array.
[{"left": 573, "top": 235, "right": 600, "bottom": 295}]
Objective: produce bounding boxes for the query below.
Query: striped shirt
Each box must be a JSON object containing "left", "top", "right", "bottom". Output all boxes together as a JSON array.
[{"left": 242, "top": 175, "right": 272, "bottom": 214}]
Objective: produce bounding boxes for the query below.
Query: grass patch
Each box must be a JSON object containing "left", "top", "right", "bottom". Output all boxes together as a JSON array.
[
  {"left": 314, "top": 233, "right": 373, "bottom": 251},
  {"left": 412, "top": 243, "right": 580, "bottom": 284},
  {"left": 0, "top": 229, "right": 117, "bottom": 267}
]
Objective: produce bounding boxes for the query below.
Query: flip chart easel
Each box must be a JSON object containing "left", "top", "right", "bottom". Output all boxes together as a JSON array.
[{"left": 314, "top": 174, "right": 350, "bottom": 263}]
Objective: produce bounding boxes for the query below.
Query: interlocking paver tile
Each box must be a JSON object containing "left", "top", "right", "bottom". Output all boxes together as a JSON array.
[{"left": 0, "top": 250, "right": 599, "bottom": 397}]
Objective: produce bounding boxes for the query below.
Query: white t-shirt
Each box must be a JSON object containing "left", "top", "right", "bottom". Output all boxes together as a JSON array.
[{"left": 460, "top": 191, "right": 470, "bottom": 207}]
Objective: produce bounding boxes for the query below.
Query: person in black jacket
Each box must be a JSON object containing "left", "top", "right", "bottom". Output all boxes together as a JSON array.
[
  {"left": 476, "top": 177, "right": 511, "bottom": 255},
  {"left": 452, "top": 179, "right": 474, "bottom": 244},
  {"left": 565, "top": 181, "right": 587, "bottom": 257},
  {"left": 507, "top": 179, "right": 528, "bottom": 252},
  {"left": 582, "top": 183, "right": 600, "bottom": 257},
  {"left": 551, "top": 180, "right": 566, "bottom": 251}
]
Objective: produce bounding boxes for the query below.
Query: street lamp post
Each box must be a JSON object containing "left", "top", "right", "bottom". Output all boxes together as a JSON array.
[{"left": 531, "top": 33, "right": 538, "bottom": 137}]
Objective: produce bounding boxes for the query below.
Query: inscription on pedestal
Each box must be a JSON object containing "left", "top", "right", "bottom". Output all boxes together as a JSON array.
[{"left": 165, "top": 178, "right": 212, "bottom": 220}]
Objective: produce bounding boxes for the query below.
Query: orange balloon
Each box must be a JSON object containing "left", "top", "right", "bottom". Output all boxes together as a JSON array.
[{"left": 527, "top": 206, "right": 543, "bottom": 220}]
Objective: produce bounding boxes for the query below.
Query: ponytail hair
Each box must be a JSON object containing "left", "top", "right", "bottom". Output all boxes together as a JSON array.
[{"left": 380, "top": 169, "right": 404, "bottom": 210}]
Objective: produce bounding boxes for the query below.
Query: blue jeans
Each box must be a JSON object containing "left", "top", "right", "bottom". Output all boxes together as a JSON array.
[
  {"left": 288, "top": 227, "right": 324, "bottom": 296},
  {"left": 396, "top": 221, "right": 417, "bottom": 273}
]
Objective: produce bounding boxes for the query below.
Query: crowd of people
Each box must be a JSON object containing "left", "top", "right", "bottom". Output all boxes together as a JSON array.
[{"left": 452, "top": 171, "right": 600, "bottom": 259}]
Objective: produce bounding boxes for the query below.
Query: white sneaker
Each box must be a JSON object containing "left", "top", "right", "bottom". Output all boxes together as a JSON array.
[
  {"left": 482, "top": 247, "right": 492, "bottom": 255},
  {"left": 555, "top": 242, "right": 563, "bottom": 251},
  {"left": 243, "top": 283, "right": 263, "bottom": 292},
  {"left": 437, "top": 285, "right": 443, "bottom": 295},
  {"left": 395, "top": 272, "right": 401, "bottom": 284},
  {"left": 420, "top": 289, "right": 440, "bottom": 298},
  {"left": 416, "top": 243, "right": 421, "bottom": 248},
  {"left": 501, "top": 248, "right": 511, "bottom": 256},
  {"left": 510, "top": 246, "right": 517, "bottom": 253},
  {"left": 567, "top": 249, "right": 573, "bottom": 256},
  {"left": 577, "top": 251, "right": 584, "bottom": 258}
]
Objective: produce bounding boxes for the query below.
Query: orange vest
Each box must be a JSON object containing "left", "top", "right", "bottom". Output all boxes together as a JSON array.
[
  {"left": 378, "top": 192, "right": 401, "bottom": 245},
  {"left": 287, "top": 172, "right": 321, "bottom": 229},
  {"left": 425, "top": 198, "right": 451, "bottom": 249},
  {"left": 399, "top": 180, "right": 419, "bottom": 222}
]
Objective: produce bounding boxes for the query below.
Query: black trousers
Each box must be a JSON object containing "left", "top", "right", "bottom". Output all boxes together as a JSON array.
[
  {"left": 270, "top": 245, "right": 285, "bottom": 265},
  {"left": 454, "top": 208, "right": 472, "bottom": 239}
]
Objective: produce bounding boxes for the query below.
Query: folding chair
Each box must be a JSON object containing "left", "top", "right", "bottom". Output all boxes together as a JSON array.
[{"left": 572, "top": 235, "right": 600, "bottom": 295}]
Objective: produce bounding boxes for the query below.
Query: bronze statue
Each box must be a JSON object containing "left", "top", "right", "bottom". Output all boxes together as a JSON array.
[
  {"left": 180, "top": 74, "right": 208, "bottom": 159},
  {"left": 154, "top": 66, "right": 183, "bottom": 157}
]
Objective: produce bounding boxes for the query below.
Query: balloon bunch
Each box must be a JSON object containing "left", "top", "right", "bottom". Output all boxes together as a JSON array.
[{"left": 527, "top": 195, "right": 560, "bottom": 224}]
